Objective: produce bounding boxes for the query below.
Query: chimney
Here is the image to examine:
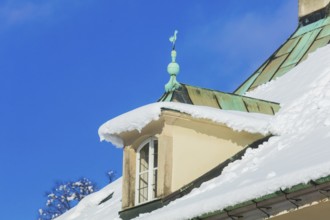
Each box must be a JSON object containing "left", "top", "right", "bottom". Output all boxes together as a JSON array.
[{"left": 299, "top": 0, "right": 330, "bottom": 18}]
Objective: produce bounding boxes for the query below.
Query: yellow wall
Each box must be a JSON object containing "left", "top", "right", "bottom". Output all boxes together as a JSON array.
[
  {"left": 122, "top": 146, "right": 136, "bottom": 209},
  {"left": 120, "top": 110, "right": 265, "bottom": 209},
  {"left": 299, "top": 0, "right": 330, "bottom": 17},
  {"left": 164, "top": 111, "right": 264, "bottom": 192}
]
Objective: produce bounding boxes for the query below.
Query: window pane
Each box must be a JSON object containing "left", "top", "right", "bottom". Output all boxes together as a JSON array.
[
  {"left": 139, "top": 143, "right": 149, "bottom": 172},
  {"left": 153, "top": 140, "right": 158, "bottom": 168},
  {"left": 136, "top": 139, "right": 159, "bottom": 204},
  {"left": 139, "top": 172, "right": 148, "bottom": 203},
  {"left": 152, "top": 170, "right": 158, "bottom": 199}
]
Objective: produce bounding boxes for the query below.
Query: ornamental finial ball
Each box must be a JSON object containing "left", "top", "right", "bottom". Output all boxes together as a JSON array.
[
  {"left": 167, "top": 62, "right": 180, "bottom": 76},
  {"left": 167, "top": 49, "right": 179, "bottom": 75}
]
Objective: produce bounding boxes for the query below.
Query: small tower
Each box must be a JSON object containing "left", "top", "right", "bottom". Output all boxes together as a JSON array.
[{"left": 165, "top": 30, "right": 181, "bottom": 92}]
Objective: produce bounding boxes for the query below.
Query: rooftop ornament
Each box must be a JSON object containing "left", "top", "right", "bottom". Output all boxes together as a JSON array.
[{"left": 165, "top": 30, "right": 181, "bottom": 92}]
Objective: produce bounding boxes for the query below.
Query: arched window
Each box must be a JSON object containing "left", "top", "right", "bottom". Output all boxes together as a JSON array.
[{"left": 135, "top": 138, "right": 158, "bottom": 205}]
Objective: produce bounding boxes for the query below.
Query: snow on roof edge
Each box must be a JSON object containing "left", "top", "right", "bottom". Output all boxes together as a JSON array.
[{"left": 98, "top": 102, "right": 273, "bottom": 148}]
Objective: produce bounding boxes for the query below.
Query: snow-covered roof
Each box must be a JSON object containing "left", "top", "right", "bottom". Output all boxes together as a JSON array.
[
  {"left": 62, "top": 43, "right": 330, "bottom": 220},
  {"left": 129, "top": 44, "right": 330, "bottom": 220},
  {"left": 55, "top": 178, "right": 122, "bottom": 220},
  {"left": 98, "top": 102, "right": 272, "bottom": 147}
]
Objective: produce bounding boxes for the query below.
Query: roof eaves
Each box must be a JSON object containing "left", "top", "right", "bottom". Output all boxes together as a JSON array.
[{"left": 195, "top": 176, "right": 330, "bottom": 220}]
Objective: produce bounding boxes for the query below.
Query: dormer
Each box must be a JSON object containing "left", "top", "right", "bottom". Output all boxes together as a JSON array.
[
  {"left": 98, "top": 31, "right": 281, "bottom": 219},
  {"left": 93, "top": 1, "right": 330, "bottom": 220},
  {"left": 54, "top": 1, "right": 330, "bottom": 219},
  {"left": 99, "top": 101, "right": 274, "bottom": 219}
]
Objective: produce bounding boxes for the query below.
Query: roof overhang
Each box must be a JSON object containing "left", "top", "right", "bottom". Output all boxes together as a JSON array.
[
  {"left": 198, "top": 176, "right": 330, "bottom": 220},
  {"left": 98, "top": 102, "right": 272, "bottom": 148}
]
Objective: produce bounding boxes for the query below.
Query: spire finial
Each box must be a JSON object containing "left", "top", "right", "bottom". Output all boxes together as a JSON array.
[
  {"left": 169, "top": 30, "right": 178, "bottom": 50},
  {"left": 165, "top": 30, "right": 181, "bottom": 93}
]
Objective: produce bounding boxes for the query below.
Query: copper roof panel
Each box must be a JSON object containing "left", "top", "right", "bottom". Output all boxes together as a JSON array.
[{"left": 250, "top": 54, "right": 288, "bottom": 90}]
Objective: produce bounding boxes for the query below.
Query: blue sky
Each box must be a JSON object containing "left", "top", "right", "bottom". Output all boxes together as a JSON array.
[{"left": 0, "top": 0, "right": 297, "bottom": 219}]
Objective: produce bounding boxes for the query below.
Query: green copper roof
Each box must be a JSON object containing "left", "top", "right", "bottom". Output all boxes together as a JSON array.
[
  {"left": 235, "top": 16, "right": 330, "bottom": 95},
  {"left": 159, "top": 84, "right": 280, "bottom": 115}
]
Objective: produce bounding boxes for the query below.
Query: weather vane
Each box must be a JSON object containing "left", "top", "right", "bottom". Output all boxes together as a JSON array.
[
  {"left": 165, "top": 30, "right": 181, "bottom": 93},
  {"left": 169, "top": 30, "right": 178, "bottom": 50}
]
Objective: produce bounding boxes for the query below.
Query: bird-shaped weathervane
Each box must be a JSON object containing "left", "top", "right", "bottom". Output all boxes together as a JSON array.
[
  {"left": 165, "top": 30, "right": 181, "bottom": 92},
  {"left": 169, "top": 30, "right": 178, "bottom": 50}
]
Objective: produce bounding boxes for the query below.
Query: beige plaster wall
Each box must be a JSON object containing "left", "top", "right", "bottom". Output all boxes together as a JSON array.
[
  {"left": 157, "top": 134, "right": 173, "bottom": 198},
  {"left": 121, "top": 119, "right": 168, "bottom": 210},
  {"left": 299, "top": 0, "right": 330, "bottom": 17},
  {"left": 166, "top": 114, "right": 263, "bottom": 192},
  {"left": 271, "top": 199, "right": 330, "bottom": 220},
  {"left": 121, "top": 146, "right": 136, "bottom": 209},
  {"left": 120, "top": 110, "right": 265, "bottom": 209}
]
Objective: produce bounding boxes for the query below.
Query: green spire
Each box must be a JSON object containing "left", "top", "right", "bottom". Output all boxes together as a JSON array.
[{"left": 165, "top": 30, "right": 181, "bottom": 92}]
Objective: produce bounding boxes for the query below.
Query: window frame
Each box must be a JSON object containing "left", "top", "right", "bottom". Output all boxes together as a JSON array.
[{"left": 135, "top": 137, "right": 158, "bottom": 205}]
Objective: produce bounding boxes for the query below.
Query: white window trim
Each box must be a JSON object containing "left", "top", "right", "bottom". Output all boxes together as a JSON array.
[{"left": 135, "top": 137, "right": 158, "bottom": 205}]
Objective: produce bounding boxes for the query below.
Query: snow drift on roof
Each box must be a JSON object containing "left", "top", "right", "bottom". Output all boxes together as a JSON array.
[
  {"left": 130, "top": 45, "right": 330, "bottom": 219},
  {"left": 58, "top": 40, "right": 330, "bottom": 220},
  {"left": 98, "top": 102, "right": 272, "bottom": 147},
  {"left": 55, "top": 178, "right": 122, "bottom": 220}
]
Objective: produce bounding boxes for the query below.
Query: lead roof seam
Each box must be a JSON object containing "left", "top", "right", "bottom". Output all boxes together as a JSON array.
[
  {"left": 268, "top": 32, "right": 311, "bottom": 82},
  {"left": 242, "top": 100, "right": 250, "bottom": 113},
  {"left": 268, "top": 50, "right": 299, "bottom": 82},
  {"left": 251, "top": 54, "right": 289, "bottom": 89},
  {"left": 242, "top": 37, "right": 301, "bottom": 92},
  {"left": 235, "top": 26, "right": 300, "bottom": 94},
  {"left": 295, "top": 28, "right": 323, "bottom": 67},
  {"left": 233, "top": 60, "right": 269, "bottom": 94},
  {"left": 213, "top": 92, "right": 223, "bottom": 110},
  {"left": 239, "top": 97, "right": 249, "bottom": 113},
  {"left": 268, "top": 29, "right": 318, "bottom": 82},
  {"left": 278, "top": 36, "right": 304, "bottom": 69}
]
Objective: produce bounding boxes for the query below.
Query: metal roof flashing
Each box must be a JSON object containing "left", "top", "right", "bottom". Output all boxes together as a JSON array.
[{"left": 158, "top": 84, "right": 280, "bottom": 115}]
